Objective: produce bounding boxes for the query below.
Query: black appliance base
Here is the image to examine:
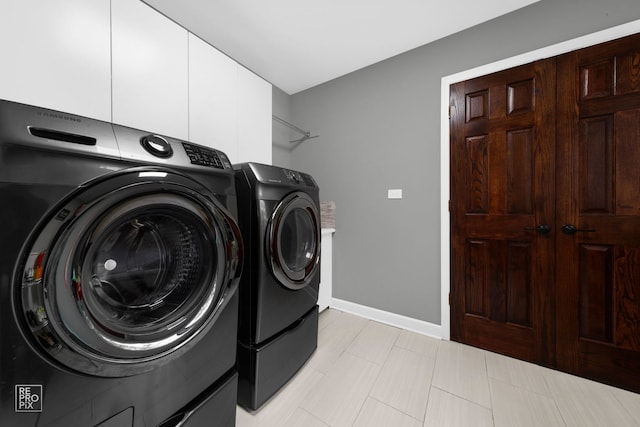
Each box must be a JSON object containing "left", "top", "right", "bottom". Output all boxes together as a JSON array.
[
  {"left": 237, "top": 305, "right": 319, "bottom": 411},
  {"left": 158, "top": 368, "right": 238, "bottom": 427}
]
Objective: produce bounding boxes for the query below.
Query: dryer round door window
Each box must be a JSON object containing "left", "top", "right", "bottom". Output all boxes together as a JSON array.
[
  {"left": 268, "top": 192, "right": 320, "bottom": 290},
  {"left": 16, "top": 167, "right": 242, "bottom": 377}
]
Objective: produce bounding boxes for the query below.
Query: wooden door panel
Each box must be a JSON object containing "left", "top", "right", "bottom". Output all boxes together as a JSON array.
[
  {"left": 464, "top": 239, "right": 488, "bottom": 316},
  {"left": 580, "top": 49, "right": 640, "bottom": 99},
  {"left": 463, "top": 238, "right": 533, "bottom": 325},
  {"left": 614, "top": 246, "right": 640, "bottom": 352},
  {"left": 450, "top": 60, "right": 556, "bottom": 365},
  {"left": 462, "top": 236, "right": 537, "bottom": 362},
  {"left": 579, "top": 115, "right": 613, "bottom": 213},
  {"left": 580, "top": 244, "right": 640, "bottom": 352},
  {"left": 506, "top": 128, "right": 534, "bottom": 214},
  {"left": 506, "top": 240, "right": 533, "bottom": 327},
  {"left": 615, "top": 110, "right": 640, "bottom": 214},
  {"left": 464, "top": 135, "right": 489, "bottom": 213},
  {"left": 578, "top": 244, "right": 614, "bottom": 342},
  {"left": 557, "top": 33, "right": 640, "bottom": 392}
]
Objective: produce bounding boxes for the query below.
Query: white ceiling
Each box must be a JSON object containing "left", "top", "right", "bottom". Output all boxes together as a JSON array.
[{"left": 143, "top": 0, "right": 539, "bottom": 95}]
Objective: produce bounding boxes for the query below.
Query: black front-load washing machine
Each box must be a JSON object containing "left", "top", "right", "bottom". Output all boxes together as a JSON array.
[
  {"left": 0, "top": 100, "right": 242, "bottom": 427},
  {"left": 234, "top": 162, "right": 321, "bottom": 411}
]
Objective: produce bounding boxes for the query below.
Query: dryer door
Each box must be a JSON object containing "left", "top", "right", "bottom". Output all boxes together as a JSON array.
[
  {"left": 17, "top": 167, "right": 242, "bottom": 377},
  {"left": 267, "top": 191, "right": 320, "bottom": 290}
]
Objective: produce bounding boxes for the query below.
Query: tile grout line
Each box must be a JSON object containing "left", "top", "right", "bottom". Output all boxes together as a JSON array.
[
  {"left": 370, "top": 395, "right": 424, "bottom": 425},
  {"left": 483, "top": 352, "right": 499, "bottom": 427}
]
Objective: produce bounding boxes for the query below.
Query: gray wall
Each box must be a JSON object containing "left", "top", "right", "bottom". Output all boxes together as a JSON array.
[{"left": 284, "top": 0, "right": 640, "bottom": 325}]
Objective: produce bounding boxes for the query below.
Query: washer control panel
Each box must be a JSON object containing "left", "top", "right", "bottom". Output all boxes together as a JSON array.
[{"left": 182, "top": 142, "right": 230, "bottom": 169}]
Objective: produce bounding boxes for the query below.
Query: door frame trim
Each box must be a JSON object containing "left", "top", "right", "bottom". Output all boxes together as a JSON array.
[{"left": 439, "top": 18, "right": 640, "bottom": 341}]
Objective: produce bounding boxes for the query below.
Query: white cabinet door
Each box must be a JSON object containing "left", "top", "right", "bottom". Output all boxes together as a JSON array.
[
  {"left": 237, "top": 66, "right": 272, "bottom": 165},
  {"left": 112, "top": 0, "right": 188, "bottom": 139},
  {"left": 0, "top": 0, "right": 111, "bottom": 121},
  {"left": 318, "top": 229, "right": 335, "bottom": 312},
  {"left": 190, "top": 36, "right": 272, "bottom": 164},
  {"left": 188, "top": 34, "right": 238, "bottom": 161}
]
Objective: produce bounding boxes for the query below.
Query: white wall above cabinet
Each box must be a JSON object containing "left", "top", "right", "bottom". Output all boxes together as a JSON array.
[
  {"left": 0, "top": 0, "right": 111, "bottom": 121},
  {"left": 188, "top": 34, "right": 238, "bottom": 160},
  {"left": 112, "top": 0, "right": 189, "bottom": 140}
]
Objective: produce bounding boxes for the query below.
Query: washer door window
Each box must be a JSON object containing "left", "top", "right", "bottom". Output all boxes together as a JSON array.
[
  {"left": 267, "top": 192, "right": 320, "bottom": 290},
  {"left": 18, "top": 168, "right": 242, "bottom": 377}
]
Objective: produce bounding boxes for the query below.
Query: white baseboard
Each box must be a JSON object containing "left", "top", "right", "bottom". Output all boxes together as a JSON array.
[{"left": 330, "top": 298, "right": 444, "bottom": 340}]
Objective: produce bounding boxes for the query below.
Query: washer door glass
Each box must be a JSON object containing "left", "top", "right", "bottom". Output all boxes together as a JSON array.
[
  {"left": 18, "top": 168, "right": 242, "bottom": 377},
  {"left": 82, "top": 202, "right": 213, "bottom": 337},
  {"left": 268, "top": 192, "right": 320, "bottom": 290}
]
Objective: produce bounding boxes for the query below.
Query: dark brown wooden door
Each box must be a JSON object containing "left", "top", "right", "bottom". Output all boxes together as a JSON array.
[
  {"left": 556, "top": 35, "right": 640, "bottom": 392},
  {"left": 451, "top": 33, "right": 640, "bottom": 392},
  {"left": 449, "top": 60, "right": 556, "bottom": 366}
]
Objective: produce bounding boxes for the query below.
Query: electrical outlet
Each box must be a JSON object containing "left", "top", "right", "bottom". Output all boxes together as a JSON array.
[{"left": 387, "top": 189, "right": 403, "bottom": 199}]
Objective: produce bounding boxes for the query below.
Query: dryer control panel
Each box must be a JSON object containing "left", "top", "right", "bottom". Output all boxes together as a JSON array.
[
  {"left": 283, "top": 169, "right": 302, "bottom": 183},
  {"left": 283, "top": 169, "right": 316, "bottom": 187},
  {"left": 241, "top": 163, "right": 318, "bottom": 189}
]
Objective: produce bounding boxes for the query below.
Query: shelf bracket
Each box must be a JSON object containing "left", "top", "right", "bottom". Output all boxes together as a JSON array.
[{"left": 272, "top": 115, "right": 319, "bottom": 145}]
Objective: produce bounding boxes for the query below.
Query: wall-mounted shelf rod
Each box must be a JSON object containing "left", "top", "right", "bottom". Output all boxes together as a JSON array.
[{"left": 272, "top": 115, "right": 319, "bottom": 144}]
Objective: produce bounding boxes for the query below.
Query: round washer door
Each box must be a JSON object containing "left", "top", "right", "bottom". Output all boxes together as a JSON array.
[
  {"left": 267, "top": 191, "right": 320, "bottom": 290},
  {"left": 17, "top": 167, "right": 242, "bottom": 377}
]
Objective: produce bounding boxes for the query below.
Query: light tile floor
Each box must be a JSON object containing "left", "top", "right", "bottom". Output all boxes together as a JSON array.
[{"left": 237, "top": 308, "right": 640, "bottom": 427}]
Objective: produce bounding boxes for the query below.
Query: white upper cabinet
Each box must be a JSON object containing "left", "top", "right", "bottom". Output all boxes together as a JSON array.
[
  {"left": 237, "top": 66, "right": 272, "bottom": 165},
  {"left": 1, "top": 1, "right": 271, "bottom": 159},
  {"left": 188, "top": 34, "right": 238, "bottom": 161},
  {"left": 112, "top": 0, "right": 189, "bottom": 139},
  {"left": 0, "top": 0, "right": 111, "bottom": 121},
  {"left": 190, "top": 34, "right": 272, "bottom": 165}
]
